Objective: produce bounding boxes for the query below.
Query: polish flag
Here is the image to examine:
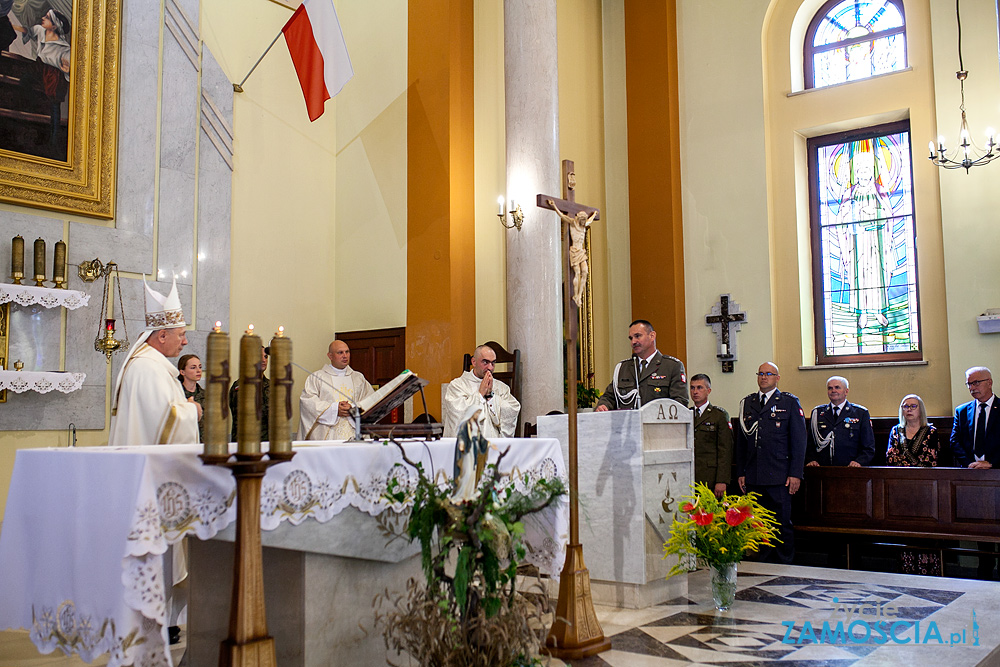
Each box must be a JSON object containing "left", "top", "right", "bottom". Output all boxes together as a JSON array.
[{"left": 282, "top": 0, "right": 354, "bottom": 122}]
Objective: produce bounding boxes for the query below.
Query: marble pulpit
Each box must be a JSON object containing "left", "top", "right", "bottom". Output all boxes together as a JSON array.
[{"left": 538, "top": 398, "right": 693, "bottom": 609}]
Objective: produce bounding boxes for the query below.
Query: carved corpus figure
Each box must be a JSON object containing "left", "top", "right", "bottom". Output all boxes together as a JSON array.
[{"left": 547, "top": 199, "right": 597, "bottom": 308}]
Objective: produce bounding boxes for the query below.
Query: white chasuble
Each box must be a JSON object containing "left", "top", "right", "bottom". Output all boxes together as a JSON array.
[
  {"left": 108, "top": 343, "right": 199, "bottom": 446},
  {"left": 298, "top": 364, "right": 375, "bottom": 440},
  {"left": 443, "top": 370, "right": 520, "bottom": 439}
]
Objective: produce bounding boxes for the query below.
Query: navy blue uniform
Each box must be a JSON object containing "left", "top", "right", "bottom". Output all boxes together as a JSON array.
[
  {"left": 807, "top": 402, "right": 875, "bottom": 466},
  {"left": 736, "top": 390, "right": 806, "bottom": 564}
]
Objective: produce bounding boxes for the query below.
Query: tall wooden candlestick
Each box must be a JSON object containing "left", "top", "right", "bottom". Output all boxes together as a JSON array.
[
  {"left": 11, "top": 236, "right": 24, "bottom": 284},
  {"left": 33, "top": 238, "right": 45, "bottom": 287},
  {"left": 53, "top": 240, "right": 66, "bottom": 288},
  {"left": 203, "top": 322, "right": 231, "bottom": 462},
  {"left": 268, "top": 327, "right": 293, "bottom": 459},
  {"left": 237, "top": 325, "right": 263, "bottom": 459}
]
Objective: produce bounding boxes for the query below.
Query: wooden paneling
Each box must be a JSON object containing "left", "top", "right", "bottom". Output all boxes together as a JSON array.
[
  {"left": 336, "top": 327, "right": 406, "bottom": 423},
  {"left": 797, "top": 467, "right": 1000, "bottom": 542}
]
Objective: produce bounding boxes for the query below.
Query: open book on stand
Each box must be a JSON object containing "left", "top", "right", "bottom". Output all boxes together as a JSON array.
[{"left": 358, "top": 369, "right": 442, "bottom": 439}]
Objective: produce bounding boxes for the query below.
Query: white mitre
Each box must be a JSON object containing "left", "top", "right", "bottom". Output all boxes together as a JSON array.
[{"left": 143, "top": 276, "right": 186, "bottom": 330}]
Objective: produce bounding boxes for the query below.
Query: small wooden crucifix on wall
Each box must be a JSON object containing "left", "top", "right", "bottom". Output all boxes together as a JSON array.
[{"left": 705, "top": 294, "right": 747, "bottom": 373}]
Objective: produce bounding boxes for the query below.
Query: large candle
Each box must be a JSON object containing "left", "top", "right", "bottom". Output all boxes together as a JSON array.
[
  {"left": 33, "top": 238, "right": 45, "bottom": 286},
  {"left": 53, "top": 240, "right": 66, "bottom": 287},
  {"left": 237, "top": 324, "right": 263, "bottom": 456},
  {"left": 11, "top": 236, "right": 23, "bottom": 284},
  {"left": 203, "top": 322, "right": 231, "bottom": 459},
  {"left": 268, "top": 327, "right": 293, "bottom": 456}
]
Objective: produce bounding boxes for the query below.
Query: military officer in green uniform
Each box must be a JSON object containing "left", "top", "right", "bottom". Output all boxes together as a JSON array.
[
  {"left": 690, "top": 373, "right": 733, "bottom": 497},
  {"left": 596, "top": 319, "right": 689, "bottom": 411}
]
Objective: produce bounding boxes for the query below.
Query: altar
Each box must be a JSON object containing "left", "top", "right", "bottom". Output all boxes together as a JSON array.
[
  {"left": 0, "top": 438, "right": 569, "bottom": 667},
  {"left": 538, "top": 399, "right": 694, "bottom": 609}
]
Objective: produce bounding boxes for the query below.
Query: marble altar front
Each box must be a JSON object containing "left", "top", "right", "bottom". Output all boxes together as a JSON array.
[{"left": 538, "top": 399, "right": 694, "bottom": 609}]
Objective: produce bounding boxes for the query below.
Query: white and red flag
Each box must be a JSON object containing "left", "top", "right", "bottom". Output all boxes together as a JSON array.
[{"left": 282, "top": 0, "right": 354, "bottom": 121}]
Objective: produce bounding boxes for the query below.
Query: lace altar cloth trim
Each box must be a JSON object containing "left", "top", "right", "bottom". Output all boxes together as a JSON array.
[
  {"left": 0, "top": 371, "right": 86, "bottom": 394},
  {"left": 0, "top": 284, "right": 90, "bottom": 310}
]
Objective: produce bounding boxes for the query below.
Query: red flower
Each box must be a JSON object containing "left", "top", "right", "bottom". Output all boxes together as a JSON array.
[
  {"left": 692, "top": 510, "right": 714, "bottom": 526},
  {"left": 725, "top": 507, "right": 751, "bottom": 526},
  {"left": 681, "top": 502, "right": 695, "bottom": 513}
]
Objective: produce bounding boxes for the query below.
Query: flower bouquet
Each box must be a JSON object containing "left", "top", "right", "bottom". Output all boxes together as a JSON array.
[{"left": 663, "top": 482, "right": 780, "bottom": 610}]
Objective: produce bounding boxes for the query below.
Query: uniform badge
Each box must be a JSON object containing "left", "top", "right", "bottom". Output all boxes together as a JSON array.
[
  {"left": 654, "top": 387, "right": 662, "bottom": 392},
  {"left": 681, "top": 373, "right": 686, "bottom": 383}
]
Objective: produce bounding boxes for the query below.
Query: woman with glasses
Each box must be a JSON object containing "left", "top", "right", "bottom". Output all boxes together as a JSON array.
[{"left": 886, "top": 394, "right": 939, "bottom": 467}]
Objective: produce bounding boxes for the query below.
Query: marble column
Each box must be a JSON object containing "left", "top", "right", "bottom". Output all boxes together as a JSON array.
[{"left": 505, "top": 0, "right": 563, "bottom": 427}]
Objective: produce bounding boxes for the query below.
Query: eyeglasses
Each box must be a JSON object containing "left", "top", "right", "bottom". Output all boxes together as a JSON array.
[
  {"left": 901, "top": 404, "right": 920, "bottom": 410},
  {"left": 966, "top": 379, "right": 990, "bottom": 387},
  {"left": 756, "top": 372, "right": 776, "bottom": 377}
]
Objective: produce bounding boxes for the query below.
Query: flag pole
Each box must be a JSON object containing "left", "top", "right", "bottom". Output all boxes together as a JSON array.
[{"left": 233, "top": 30, "right": 285, "bottom": 93}]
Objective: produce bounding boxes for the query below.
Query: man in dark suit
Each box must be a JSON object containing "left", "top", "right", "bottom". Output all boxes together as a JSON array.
[
  {"left": 596, "top": 319, "right": 689, "bottom": 410},
  {"left": 950, "top": 366, "right": 999, "bottom": 579},
  {"left": 690, "top": 373, "right": 733, "bottom": 498},
  {"left": 736, "top": 362, "right": 806, "bottom": 564},
  {"left": 806, "top": 376, "right": 875, "bottom": 467}
]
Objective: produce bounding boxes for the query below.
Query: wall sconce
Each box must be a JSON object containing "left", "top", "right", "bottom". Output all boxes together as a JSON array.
[{"left": 497, "top": 196, "right": 523, "bottom": 231}]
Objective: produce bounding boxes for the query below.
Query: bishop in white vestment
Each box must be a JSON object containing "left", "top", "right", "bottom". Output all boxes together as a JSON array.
[
  {"left": 298, "top": 340, "right": 375, "bottom": 440},
  {"left": 108, "top": 278, "right": 199, "bottom": 446},
  {"left": 443, "top": 344, "right": 520, "bottom": 438}
]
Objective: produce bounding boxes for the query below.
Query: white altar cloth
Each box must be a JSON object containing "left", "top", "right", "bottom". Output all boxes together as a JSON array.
[{"left": 0, "top": 438, "right": 568, "bottom": 667}]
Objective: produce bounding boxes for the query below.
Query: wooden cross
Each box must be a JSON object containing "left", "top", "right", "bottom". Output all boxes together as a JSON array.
[
  {"left": 536, "top": 160, "right": 601, "bottom": 227},
  {"left": 705, "top": 294, "right": 747, "bottom": 373},
  {"left": 536, "top": 160, "right": 611, "bottom": 658},
  {"left": 209, "top": 359, "right": 231, "bottom": 413}
]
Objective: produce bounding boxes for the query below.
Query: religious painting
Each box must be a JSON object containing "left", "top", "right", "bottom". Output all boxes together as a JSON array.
[
  {"left": 809, "top": 120, "right": 920, "bottom": 364},
  {"left": 0, "top": 0, "right": 121, "bottom": 218}
]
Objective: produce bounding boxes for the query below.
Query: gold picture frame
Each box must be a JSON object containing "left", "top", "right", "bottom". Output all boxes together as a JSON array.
[{"left": 0, "top": 0, "right": 122, "bottom": 218}]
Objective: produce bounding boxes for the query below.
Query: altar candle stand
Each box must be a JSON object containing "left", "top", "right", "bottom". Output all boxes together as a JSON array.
[
  {"left": 11, "top": 236, "right": 24, "bottom": 284},
  {"left": 237, "top": 325, "right": 263, "bottom": 460},
  {"left": 198, "top": 321, "right": 294, "bottom": 667},
  {"left": 268, "top": 327, "right": 293, "bottom": 459},
  {"left": 202, "top": 322, "right": 231, "bottom": 463},
  {"left": 53, "top": 240, "right": 67, "bottom": 288},
  {"left": 33, "top": 238, "right": 45, "bottom": 287}
]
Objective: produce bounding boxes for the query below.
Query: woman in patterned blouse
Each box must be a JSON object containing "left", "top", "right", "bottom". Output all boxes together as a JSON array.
[{"left": 886, "top": 394, "right": 939, "bottom": 467}]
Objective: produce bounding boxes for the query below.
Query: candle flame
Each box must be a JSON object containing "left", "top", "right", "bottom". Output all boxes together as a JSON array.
[
  {"left": 247, "top": 324, "right": 255, "bottom": 335},
  {"left": 213, "top": 320, "right": 222, "bottom": 333}
]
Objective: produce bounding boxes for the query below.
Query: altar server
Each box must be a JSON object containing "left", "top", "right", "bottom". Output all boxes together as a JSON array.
[
  {"left": 443, "top": 344, "right": 520, "bottom": 438},
  {"left": 108, "top": 277, "right": 200, "bottom": 447},
  {"left": 298, "top": 339, "right": 374, "bottom": 440}
]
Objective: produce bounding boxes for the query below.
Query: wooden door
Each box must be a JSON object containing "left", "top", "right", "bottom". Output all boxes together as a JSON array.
[{"left": 335, "top": 327, "right": 406, "bottom": 423}]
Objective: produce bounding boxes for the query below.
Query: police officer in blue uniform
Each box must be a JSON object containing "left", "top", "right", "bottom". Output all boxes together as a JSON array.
[
  {"left": 806, "top": 376, "right": 875, "bottom": 468},
  {"left": 736, "top": 362, "right": 806, "bottom": 564}
]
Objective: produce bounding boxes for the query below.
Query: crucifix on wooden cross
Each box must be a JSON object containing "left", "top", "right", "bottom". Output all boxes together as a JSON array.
[
  {"left": 536, "top": 160, "right": 601, "bottom": 309},
  {"left": 705, "top": 294, "right": 747, "bottom": 373}
]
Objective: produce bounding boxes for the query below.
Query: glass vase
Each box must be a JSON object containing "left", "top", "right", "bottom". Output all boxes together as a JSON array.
[{"left": 709, "top": 562, "right": 737, "bottom": 611}]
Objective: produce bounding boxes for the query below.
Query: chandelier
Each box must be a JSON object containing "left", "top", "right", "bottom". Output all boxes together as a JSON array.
[{"left": 928, "top": 0, "right": 999, "bottom": 172}]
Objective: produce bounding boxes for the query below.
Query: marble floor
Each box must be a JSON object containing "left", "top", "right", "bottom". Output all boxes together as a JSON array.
[
  {"left": 548, "top": 562, "right": 1000, "bottom": 667},
  {"left": 2, "top": 562, "right": 998, "bottom": 666}
]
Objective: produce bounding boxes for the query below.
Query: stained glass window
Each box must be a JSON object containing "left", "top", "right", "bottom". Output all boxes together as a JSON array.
[
  {"left": 809, "top": 121, "right": 920, "bottom": 363},
  {"left": 806, "top": 0, "right": 906, "bottom": 89}
]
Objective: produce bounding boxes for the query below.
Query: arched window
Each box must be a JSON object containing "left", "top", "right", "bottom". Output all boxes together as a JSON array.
[
  {"left": 808, "top": 120, "right": 921, "bottom": 364},
  {"left": 805, "top": 0, "right": 907, "bottom": 89}
]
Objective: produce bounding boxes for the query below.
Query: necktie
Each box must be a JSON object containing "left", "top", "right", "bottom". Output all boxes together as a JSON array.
[
  {"left": 759, "top": 393, "right": 766, "bottom": 408},
  {"left": 639, "top": 359, "right": 648, "bottom": 375},
  {"left": 834, "top": 406, "right": 840, "bottom": 420},
  {"left": 975, "top": 402, "right": 988, "bottom": 457}
]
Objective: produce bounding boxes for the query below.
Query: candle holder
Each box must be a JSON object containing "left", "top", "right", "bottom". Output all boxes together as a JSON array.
[
  {"left": 93, "top": 262, "right": 128, "bottom": 363},
  {"left": 95, "top": 319, "right": 123, "bottom": 362},
  {"left": 10, "top": 236, "right": 24, "bottom": 285},
  {"left": 53, "top": 240, "right": 67, "bottom": 289},
  {"left": 33, "top": 238, "right": 46, "bottom": 287}
]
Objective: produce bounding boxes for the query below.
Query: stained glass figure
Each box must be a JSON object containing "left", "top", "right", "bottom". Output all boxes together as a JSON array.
[
  {"left": 808, "top": 0, "right": 906, "bottom": 89},
  {"left": 814, "top": 127, "right": 918, "bottom": 358}
]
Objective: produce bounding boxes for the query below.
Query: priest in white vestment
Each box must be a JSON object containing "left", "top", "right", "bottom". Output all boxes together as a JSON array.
[
  {"left": 298, "top": 339, "right": 375, "bottom": 440},
  {"left": 443, "top": 344, "right": 520, "bottom": 438},
  {"left": 108, "top": 277, "right": 200, "bottom": 447}
]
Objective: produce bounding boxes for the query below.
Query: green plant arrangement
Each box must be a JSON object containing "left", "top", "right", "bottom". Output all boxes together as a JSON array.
[
  {"left": 564, "top": 380, "right": 601, "bottom": 409},
  {"left": 375, "top": 439, "right": 567, "bottom": 667},
  {"left": 662, "top": 482, "right": 780, "bottom": 610}
]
